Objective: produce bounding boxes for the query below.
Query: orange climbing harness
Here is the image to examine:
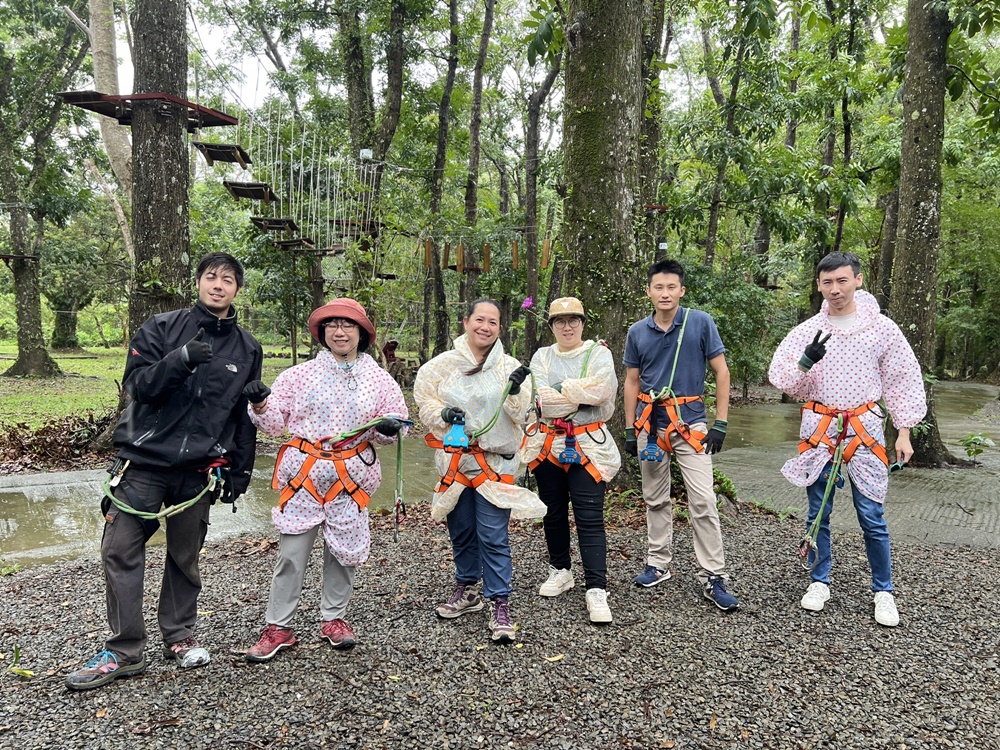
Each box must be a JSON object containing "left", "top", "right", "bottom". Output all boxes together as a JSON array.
[
  {"left": 634, "top": 392, "right": 707, "bottom": 454},
  {"left": 798, "top": 401, "right": 889, "bottom": 467},
  {"left": 526, "top": 419, "right": 605, "bottom": 483},
  {"left": 424, "top": 434, "right": 515, "bottom": 492},
  {"left": 272, "top": 437, "right": 374, "bottom": 511}
]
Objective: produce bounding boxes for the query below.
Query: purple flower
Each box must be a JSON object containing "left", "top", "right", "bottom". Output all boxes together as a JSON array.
[{"left": 521, "top": 296, "right": 533, "bottom": 310}]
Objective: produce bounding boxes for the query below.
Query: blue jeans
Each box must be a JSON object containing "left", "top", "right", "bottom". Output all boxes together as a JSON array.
[
  {"left": 446, "top": 487, "right": 513, "bottom": 600},
  {"left": 806, "top": 461, "right": 894, "bottom": 592}
]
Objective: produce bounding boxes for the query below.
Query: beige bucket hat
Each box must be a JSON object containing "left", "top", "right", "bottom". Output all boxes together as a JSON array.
[{"left": 547, "top": 297, "right": 586, "bottom": 323}]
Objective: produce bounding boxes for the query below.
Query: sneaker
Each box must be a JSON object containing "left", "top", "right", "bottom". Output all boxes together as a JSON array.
[
  {"left": 703, "top": 575, "right": 739, "bottom": 612},
  {"left": 162, "top": 637, "right": 210, "bottom": 669},
  {"left": 634, "top": 565, "right": 671, "bottom": 588},
  {"left": 801, "top": 581, "right": 831, "bottom": 612},
  {"left": 65, "top": 650, "right": 146, "bottom": 691},
  {"left": 320, "top": 619, "right": 356, "bottom": 650},
  {"left": 435, "top": 583, "right": 485, "bottom": 619},
  {"left": 246, "top": 624, "right": 297, "bottom": 663},
  {"left": 585, "top": 588, "right": 613, "bottom": 624},
  {"left": 488, "top": 597, "right": 516, "bottom": 643},
  {"left": 873, "top": 591, "right": 899, "bottom": 627},
  {"left": 538, "top": 567, "right": 574, "bottom": 597}
]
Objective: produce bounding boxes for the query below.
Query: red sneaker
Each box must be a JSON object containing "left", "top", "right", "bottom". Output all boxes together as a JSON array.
[
  {"left": 246, "top": 624, "right": 297, "bottom": 663},
  {"left": 319, "top": 619, "right": 356, "bottom": 650}
]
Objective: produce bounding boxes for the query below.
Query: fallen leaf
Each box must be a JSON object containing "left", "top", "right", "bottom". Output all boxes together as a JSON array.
[
  {"left": 196, "top": 610, "right": 214, "bottom": 616},
  {"left": 658, "top": 742, "right": 675, "bottom": 749},
  {"left": 407, "top": 692, "right": 420, "bottom": 702},
  {"left": 709, "top": 713, "right": 717, "bottom": 730},
  {"left": 388, "top": 675, "right": 400, "bottom": 681},
  {"left": 514, "top": 643, "right": 523, "bottom": 649},
  {"left": 542, "top": 654, "right": 565, "bottom": 662},
  {"left": 475, "top": 645, "right": 487, "bottom": 651},
  {"left": 381, "top": 719, "right": 390, "bottom": 733},
  {"left": 96, "top": 708, "right": 108, "bottom": 718}
]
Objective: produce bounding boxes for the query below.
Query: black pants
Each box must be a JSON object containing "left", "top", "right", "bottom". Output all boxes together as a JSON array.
[
  {"left": 533, "top": 461, "right": 608, "bottom": 590},
  {"left": 101, "top": 466, "right": 212, "bottom": 662}
]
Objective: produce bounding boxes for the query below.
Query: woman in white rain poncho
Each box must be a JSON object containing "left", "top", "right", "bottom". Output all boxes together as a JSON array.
[
  {"left": 414, "top": 298, "right": 545, "bottom": 644},
  {"left": 520, "top": 297, "right": 620, "bottom": 625}
]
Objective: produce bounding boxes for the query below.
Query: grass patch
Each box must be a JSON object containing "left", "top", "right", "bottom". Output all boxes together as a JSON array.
[{"left": 0, "top": 344, "right": 303, "bottom": 430}]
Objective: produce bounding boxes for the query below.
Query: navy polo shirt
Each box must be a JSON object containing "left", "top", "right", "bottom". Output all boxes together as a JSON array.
[{"left": 623, "top": 307, "right": 725, "bottom": 425}]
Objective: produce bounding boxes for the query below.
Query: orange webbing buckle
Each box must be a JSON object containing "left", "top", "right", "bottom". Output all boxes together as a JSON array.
[
  {"left": 273, "top": 437, "right": 373, "bottom": 511},
  {"left": 634, "top": 393, "right": 707, "bottom": 454},
  {"left": 425, "top": 434, "right": 515, "bottom": 492},
  {"left": 798, "top": 401, "right": 888, "bottom": 467},
  {"left": 527, "top": 421, "right": 605, "bottom": 483}
]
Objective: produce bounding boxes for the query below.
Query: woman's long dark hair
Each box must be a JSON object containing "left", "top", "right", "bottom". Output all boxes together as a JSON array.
[{"left": 464, "top": 298, "right": 502, "bottom": 376}]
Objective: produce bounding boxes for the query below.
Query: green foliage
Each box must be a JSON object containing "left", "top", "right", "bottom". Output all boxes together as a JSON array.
[
  {"left": 0, "top": 560, "right": 19, "bottom": 576},
  {"left": 523, "top": 3, "right": 563, "bottom": 67},
  {"left": 958, "top": 433, "right": 995, "bottom": 465},
  {"left": 6, "top": 645, "right": 33, "bottom": 679}
]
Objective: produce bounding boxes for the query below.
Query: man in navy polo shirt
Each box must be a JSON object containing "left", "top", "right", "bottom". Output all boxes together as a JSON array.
[{"left": 623, "top": 259, "right": 738, "bottom": 611}]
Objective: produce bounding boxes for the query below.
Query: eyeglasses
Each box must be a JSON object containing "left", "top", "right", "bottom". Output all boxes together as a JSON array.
[
  {"left": 552, "top": 317, "right": 583, "bottom": 328},
  {"left": 324, "top": 319, "right": 358, "bottom": 332}
]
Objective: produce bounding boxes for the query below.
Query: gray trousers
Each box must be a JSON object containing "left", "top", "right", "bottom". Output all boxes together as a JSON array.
[
  {"left": 639, "top": 424, "right": 728, "bottom": 582},
  {"left": 101, "top": 466, "right": 212, "bottom": 662},
  {"left": 265, "top": 526, "right": 356, "bottom": 626}
]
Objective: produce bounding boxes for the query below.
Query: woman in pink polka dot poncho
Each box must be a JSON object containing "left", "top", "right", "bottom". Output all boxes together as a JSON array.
[
  {"left": 242, "top": 298, "right": 408, "bottom": 661},
  {"left": 769, "top": 252, "right": 926, "bottom": 628}
]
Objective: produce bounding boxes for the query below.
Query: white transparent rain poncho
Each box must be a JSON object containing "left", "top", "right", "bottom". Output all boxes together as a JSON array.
[
  {"left": 414, "top": 334, "right": 546, "bottom": 521},
  {"left": 520, "top": 340, "right": 621, "bottom": 482}
]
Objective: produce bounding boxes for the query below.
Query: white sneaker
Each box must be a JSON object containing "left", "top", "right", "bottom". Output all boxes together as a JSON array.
[
  {"left": 874, "top": 591, "right": 899, "bottom": 627},
  {"left": 538, "top": 567, "right": 574, "bottom": 597},
  {"left": 801, "top": 581, "right": 831, "bottom": 612},
  {"left": 585, "top": 588, "right": 613, "bottom": 624}
]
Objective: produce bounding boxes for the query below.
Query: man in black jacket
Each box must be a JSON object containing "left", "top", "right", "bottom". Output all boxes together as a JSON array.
[{"left": 66, "top": 252, "right": 263, "bottom": 690}]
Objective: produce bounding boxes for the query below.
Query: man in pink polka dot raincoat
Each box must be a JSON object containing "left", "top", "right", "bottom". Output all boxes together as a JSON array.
[{"left": 769, "top": 251, "right": 926, "bottom": 628}]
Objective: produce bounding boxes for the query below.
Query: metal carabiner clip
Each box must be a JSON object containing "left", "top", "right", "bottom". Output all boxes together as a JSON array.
[{"left": 798, "top": 536, "right": 818, "bottom": 572}]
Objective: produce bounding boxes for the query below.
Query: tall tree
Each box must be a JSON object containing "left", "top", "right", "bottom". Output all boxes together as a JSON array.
[
  {"left": 462, "top": 0, "right": 496, "bottom": 302},
  {"left": 88, "top": 0, "right": 133, "bottom": 202},
  {"left": 128, "top": 0, "right": 190, "bottom": 336},
  {"left": 0, "top": 1, "right": 89, "bottom": 377},
  {"left": 562, "top": 0, "right": 644, "bottom": 439},
  {"left": 887, "top": 0, "right": 957, "bottom": 466}
]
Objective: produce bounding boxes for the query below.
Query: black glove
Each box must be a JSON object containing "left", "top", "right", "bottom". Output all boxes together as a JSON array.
[
  {"left": 799, "top": 330, "right": 832, "bottom": 371},
  {"left": 701, "top": 420, "right": 727, "bottom": 455},
  {"left": 441, "top": 407, "right": 466, "bottom": 424},
  {"left": 507, "top": 365, "right": 531, "bottom": 395},
  {"left": 211, "top": 466, "right": 235, "bottom": 505},
  {"left": 242, "top": 380, "right": 271, "bottom": 405},
  {"left": 182, "top": 328, "right": 213, "bottom": 366},
  {"left": 624, "top": 427, "right": 638, "bottom": 457},
  {"left": 375, "top": 417, "right": 406, "bottom": 436}
]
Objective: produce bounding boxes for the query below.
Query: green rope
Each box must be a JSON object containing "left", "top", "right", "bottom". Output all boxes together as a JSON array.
[
  {"left": 648, "top": 309, "right": 691, "bottom": 418},
  {"left": 799, "top": 413, "right": 847, "bottom": 571},
  {"left": 102, "top": 472, "right": 217, "bottom": 521}
]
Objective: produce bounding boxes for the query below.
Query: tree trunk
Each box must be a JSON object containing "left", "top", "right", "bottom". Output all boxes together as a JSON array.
[
  {"left": 875, "top": 185, "right": 899, "bottom": 311},
  {"left": 888, "top": 0, "right": 958, "bottom": 466},
  {"left": 563, "top": 0, "right": 643, "bottom": 446},
  {"left": 52, "top": 306, "right": 81, "bottom": 350},
  {"left": 89, "top": 0, "right": 133, "bottom": 202},
  {"left": 638, "top": 0, "right": 669, "bottom": 256},
  {"left": 462, "top": 0, "right": 496, "bottom": 303},
  {"left": 525, "top": 58, "right": 562, "bottom": 356},
  {"left": 429, "top": 0, "right": 460, "bottom": 355},
  {"left": 129, "top": 0, "right": 190, "bottom": 337}
]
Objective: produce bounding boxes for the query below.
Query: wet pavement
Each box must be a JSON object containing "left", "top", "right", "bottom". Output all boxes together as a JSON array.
[{"left": 1, "top": 382, "right": 997, "bottom": 567}]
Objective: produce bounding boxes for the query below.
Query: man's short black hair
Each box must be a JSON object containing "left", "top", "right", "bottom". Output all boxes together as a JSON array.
[
  {"left": 196, "top": 252, "right": 245, "bottom": 288},
  {"left": 647, "top": 259, "right": 685, "bottom": 285},
  {"left": 816, "top": 251, "right": 861, "bottom": 278}
]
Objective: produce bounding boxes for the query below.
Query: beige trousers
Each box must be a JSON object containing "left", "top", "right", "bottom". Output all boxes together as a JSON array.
[{"left": 639, "top": 423, "right": 727, "bottom": 582}]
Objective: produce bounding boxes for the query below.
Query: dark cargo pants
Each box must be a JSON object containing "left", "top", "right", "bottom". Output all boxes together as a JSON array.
[{"left": 101, "top": 466, "right": 213, "bottom": 662}]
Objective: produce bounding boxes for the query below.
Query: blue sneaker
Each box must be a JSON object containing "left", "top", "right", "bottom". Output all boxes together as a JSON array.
[
  {"left": 703, "top": 575, "right": 739, "bottom": 611},
  {"left": 634, "top": 565, "right": 671, "bottom": 587}
]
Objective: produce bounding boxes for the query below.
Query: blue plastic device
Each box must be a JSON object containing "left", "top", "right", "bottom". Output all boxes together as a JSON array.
[{"left": 443, "top": 419, "right": 469, "bottom": 449}]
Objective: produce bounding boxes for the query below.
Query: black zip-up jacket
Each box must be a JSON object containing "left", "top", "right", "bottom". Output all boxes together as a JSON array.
[{"left": 112, "top": 301, "right": 263, "bottom": 497}]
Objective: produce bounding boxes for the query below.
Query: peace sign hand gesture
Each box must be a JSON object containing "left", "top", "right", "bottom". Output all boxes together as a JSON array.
[{"left": 798, "top": 330, "right": 832, "bottom": 372}]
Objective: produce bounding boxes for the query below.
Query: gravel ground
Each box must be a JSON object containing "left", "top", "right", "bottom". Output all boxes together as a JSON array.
[{"left": 1, "top": 506, "right": 998, "bottom": 750}]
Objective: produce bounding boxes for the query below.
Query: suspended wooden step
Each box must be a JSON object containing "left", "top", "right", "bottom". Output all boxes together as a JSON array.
[
  {"left": 251, "top": 216, "right": 298, "bottom": 233},
  {"left": 60, "top": 91, "right": 238, "bottom": 131},
  {"left": 463, "top": 266, "right": 483, "bottom": 273},
  {"left": 315, "top": 244, "right": 349, "bottom": 256},
  {"left": 376, "top": 272, "right": 398, "bottom": 280},
  {"left": 224, "top": 181, "right": 278, "bottom": 204},
  {"left": 193, "top": 141, "right": 251, "bottom": 169},
  {"left": 328, "top": 218, "right": 383, "bottom": 237},
  {"left": 274, "top": 237, "right": 315, "bottom": 250}
]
